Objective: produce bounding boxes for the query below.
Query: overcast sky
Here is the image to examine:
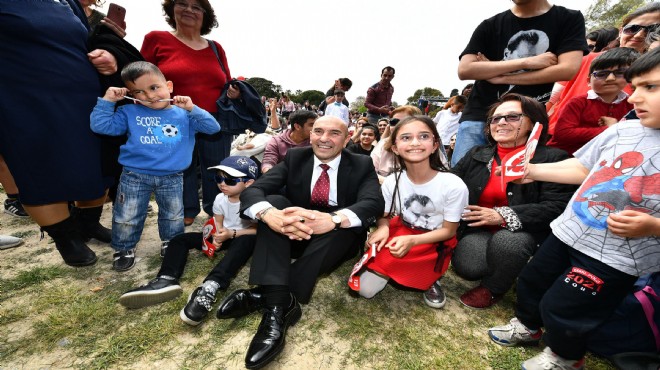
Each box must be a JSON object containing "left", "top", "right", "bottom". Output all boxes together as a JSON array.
[{"left": 98, "top": 0, "right": 595, "bottom": 104}]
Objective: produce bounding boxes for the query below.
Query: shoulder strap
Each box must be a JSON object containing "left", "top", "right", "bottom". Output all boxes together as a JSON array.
[
  {"left": 206, "top": 39, "right": 227, "bottom": 76},
  {"left": 634, "top": 285, "right": 660, "bottom": 351}
]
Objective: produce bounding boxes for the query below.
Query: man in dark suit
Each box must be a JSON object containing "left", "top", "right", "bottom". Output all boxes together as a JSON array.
[{"left": 217, "top": 116, "right": 384, "bottom": 369}]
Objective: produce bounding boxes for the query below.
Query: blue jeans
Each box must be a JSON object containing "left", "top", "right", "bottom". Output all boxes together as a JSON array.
[
  {"left": 112, "top": 170, "right": 185, "bottom": 251},
  {"left": 451, "top": 120, "right": 486, "bottom": 167},
  {"left": 183, "top": 131, "right": 232, "bottom": 218}
]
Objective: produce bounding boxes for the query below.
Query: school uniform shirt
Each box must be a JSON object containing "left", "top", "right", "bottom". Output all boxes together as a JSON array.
[{"left": 324, "top": 102, "right": 350, "bottom": 124}]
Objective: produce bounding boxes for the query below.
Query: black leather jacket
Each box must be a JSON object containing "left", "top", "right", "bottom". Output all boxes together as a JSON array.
[{"left": 452, "top": 144, "right": 577, "bottom": 244}]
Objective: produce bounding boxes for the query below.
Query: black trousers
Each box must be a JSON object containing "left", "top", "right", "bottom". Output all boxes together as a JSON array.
[
  {"left": 158, "top": 231, "right": 256, "bottom": 289},
  {"left": 515, "top": 234, "right": 637, "bottom": 360},
  {"left": 248, "top": 195, "right": 363, "bottom": 304}
]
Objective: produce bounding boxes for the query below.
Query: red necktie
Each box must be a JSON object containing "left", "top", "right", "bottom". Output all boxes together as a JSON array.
[{"left": 311, "top": 164, "right": 330, "bottom": 208}]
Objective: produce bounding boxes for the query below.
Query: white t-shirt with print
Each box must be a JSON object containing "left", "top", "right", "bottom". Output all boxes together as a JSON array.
[{"left": 382, "top": 170, "right": 468, "bottom": 230}]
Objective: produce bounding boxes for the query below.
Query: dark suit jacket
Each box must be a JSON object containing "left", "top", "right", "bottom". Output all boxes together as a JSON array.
[{"left": 240, "top": 147, "right": 384, "bottom": 230}]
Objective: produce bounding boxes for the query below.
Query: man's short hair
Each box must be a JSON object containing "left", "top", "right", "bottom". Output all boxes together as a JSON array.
[
  {"left": 121, "top": 61, "right": 166, "bottom": 84},
  {"left": 382, "top": 66, "right": 395, "bottom": 75},
  {"left": 590, "top": 47, "right": 640, "bottom": 74},
  {"left": 626, "top": 47, "right": 660, "bottom": 82},
  {"left": 453, "top": 95, "right": 468, "bottom": 105},
  {"left": 289, "top": 110, "right": 318, "bottom": 130},
  {"left": 338, "top": 78, "right": 352, "bottom": 90}
]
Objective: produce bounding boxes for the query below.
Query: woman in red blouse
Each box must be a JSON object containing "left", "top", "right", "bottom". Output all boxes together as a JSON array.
[{"left": 141, "top": 0, "right": 241, "bottom": 225}]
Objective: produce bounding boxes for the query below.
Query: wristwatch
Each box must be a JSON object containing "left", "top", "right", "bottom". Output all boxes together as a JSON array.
[{"left": 330, "top": 212, "right": 342, "bottom": 230}]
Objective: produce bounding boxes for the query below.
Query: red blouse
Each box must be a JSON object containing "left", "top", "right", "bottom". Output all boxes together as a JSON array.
[{"left": 141, "top": 31, "right": 231, "bottom": 113}]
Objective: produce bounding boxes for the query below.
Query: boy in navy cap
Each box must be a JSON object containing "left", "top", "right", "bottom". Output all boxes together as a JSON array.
[{"left": 119, "top": 156, "right": 259, "bottom": 326}]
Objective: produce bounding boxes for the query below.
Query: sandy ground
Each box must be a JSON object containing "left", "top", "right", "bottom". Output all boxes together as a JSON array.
[{"left": 0, "top": 196, "right": 577, "bottom": 370}]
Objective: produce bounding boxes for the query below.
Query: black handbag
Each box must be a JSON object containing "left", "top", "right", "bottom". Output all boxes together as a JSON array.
[{"left": 208, "top": 40, "right": 267, "bottom": 135}]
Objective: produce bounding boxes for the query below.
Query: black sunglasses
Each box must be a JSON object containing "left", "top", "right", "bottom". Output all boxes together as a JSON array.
[
  {"left": 214, "top": 174, "right": 250, "bottom": 186},
  {"left": 587, "top": 44, "right": 596, "bottom": 51},
  {"left": 591, "top": 69, "right": 628, "bottom": 80},
  {"left": 488, "top": 113, "right": 526, "bottom": 125},
  {"left": 622, "top": 23, "right": 659, "bottom": 35},
  {"left": 389, "top": 118, "right": 400, "bottom": 126}
]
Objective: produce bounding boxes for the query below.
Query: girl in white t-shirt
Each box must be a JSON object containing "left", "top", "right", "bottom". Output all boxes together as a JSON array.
[{"left": 357, "top": 116, "right": 468, "bottom": 308}]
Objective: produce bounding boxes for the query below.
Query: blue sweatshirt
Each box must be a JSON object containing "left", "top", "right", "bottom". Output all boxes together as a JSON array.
[{"left": 91, "top": 98, "right": 220, "bottom": 175}]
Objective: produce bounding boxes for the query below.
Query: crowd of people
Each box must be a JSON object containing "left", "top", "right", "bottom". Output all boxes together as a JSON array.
[{"left": 1, "top": 0, "right": 659, "bottom": 369}]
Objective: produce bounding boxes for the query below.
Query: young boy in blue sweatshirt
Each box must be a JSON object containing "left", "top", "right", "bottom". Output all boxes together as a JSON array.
[{"left": 90, "top": 61, "right": 220, "bottom": 272}]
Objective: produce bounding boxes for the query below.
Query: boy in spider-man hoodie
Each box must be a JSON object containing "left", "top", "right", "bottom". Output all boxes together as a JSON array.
[{"left": 488, "top": 48, "right": 660, "bottom": 370}]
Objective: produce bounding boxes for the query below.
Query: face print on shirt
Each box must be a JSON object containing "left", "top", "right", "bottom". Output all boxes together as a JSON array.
[
  {"left": 502, "top": 30, "right": 550, "bottom": 73},
  {"left": 401, "top": 193, "right": 441, "bottom": 230}
]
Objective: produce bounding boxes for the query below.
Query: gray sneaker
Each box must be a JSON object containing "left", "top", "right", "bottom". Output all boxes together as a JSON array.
[
  {"left": 423, "top": 280, "right": 446, "bottom": 308},
  {"left": 522, "top": 347, "right": 584, "bottom": 370},
  {"left": 488, "top": 317, "right": 542, "bottom": 347}
]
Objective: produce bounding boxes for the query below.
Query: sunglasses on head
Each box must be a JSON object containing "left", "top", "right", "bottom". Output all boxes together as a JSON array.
[
  {"left": 389, "top": 118, "right": 400, "bottom": 126},
  {"left": 214, "top": 174, "right": 250, "bottom": 186},
  {"left": 622, "top": 23, "right": 659, "bottom": 35},
  {"left": 591, "top": 68, "right": 628, "bottom": 80}
]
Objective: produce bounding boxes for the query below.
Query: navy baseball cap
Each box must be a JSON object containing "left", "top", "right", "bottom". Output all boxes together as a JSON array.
[{"left": 208, "top": 156, "right": 258, "bottom": 179}]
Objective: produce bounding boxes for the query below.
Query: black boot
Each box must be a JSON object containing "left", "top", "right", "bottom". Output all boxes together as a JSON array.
[
  {"left": 42, "top": 217, "right": 97, "bottom": 267},
  {"left": 72, "top": 206, "right": 111, "bottom": 243}
]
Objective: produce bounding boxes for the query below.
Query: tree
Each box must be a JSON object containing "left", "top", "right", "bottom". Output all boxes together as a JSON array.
[
  {"left": 296, "top": 90, "right": 325, "bottom": 106},
  {"left": 350, "top": 96, "right": 367, "bottom": 114},
  {"left": 584, "top": 0, "right": 648, "bottom": 30},
  {"left": 406, "top": 87, "right": 444, "bottom": 105},
  {"left": 246, "top": 77, "right": 279, "bottom": 98}
]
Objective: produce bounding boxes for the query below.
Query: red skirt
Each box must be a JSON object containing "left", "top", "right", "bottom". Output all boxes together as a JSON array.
[{"left": 365, "top": 216, "right": 456, "bottom": 290}]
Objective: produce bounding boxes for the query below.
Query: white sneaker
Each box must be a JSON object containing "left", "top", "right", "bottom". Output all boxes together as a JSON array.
[
  {"left": 0, "top": 235, "right": 23, "bottom": 250},
  {"left": 488, "top": 317, "right": 542, "bottom": 347},
  {"left": 522, "top": 347, "right": 584, "bottom": 370}
]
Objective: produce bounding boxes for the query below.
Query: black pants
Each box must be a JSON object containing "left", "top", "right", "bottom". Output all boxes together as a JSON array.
[
  {"left": 248, "top": 195, "right": 363, "bottom": 303},
  {"left": 158, "top": 231, "right": 256, "bottom": 289},
  {"left": 515, "top": 234, "right": 637, "bottom": 360},
  {"left": 183, "top": 131, "right": 233, "bottom": 218}
]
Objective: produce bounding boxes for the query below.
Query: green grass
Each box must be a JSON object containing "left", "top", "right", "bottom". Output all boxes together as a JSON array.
[{"left": 0, "top": 203, "right": 618, "bottom": 369}]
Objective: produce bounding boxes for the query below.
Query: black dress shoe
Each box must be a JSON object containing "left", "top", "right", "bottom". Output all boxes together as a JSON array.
[
  {"left": 245, "top": 295, "right": 302, "bottom": 369},
  {"left": 216, "top": 287, "right": 264, "bottom": 319}
]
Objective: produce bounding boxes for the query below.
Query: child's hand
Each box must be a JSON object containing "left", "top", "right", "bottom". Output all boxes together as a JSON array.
[
  {"left": 368, "top": 226, "right": 390, "bottom": 251},
  {"left": 384, "top": 235, "right": 415, "bottom": 258},
  {"left": 607, "top": 210, "right": 660, "bottom": 238},
  {"left": 172, "top": 95, "right": 194, "bottom": 111},
  {"left": 598, "top": 116, "right": 618, "bottom": 127},
  {"left": 102, "top": 87, "right": 129, "bottom": 102},
  {"left": 214, "top": 227, "right": 231, "bottom": 244}
]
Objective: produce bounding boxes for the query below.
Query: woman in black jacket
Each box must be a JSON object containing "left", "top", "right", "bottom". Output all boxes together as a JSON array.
[{"left": 451, "top": 94, "right": 575, "bottom": 309}]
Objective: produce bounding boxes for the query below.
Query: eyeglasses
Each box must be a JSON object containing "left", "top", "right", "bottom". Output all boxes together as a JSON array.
[
  {"left": 214, "top": 174, "right": 250, "bottom": 186},
  {"left": 587, "top": 44, "right": 596, "bottom": 51},
  {"left": 622, "top": 23, "right": 659, "bottom": 35},
  {"left": 389, "top": 118, "right": 400, "bottom": 126},
  {"left": 396, "top": 133, "right": 434, "bottom": 143},
  {"left": 174, "top": 1, "right": 206, "bottom": 14},
  {"left": 488, "top": 113, "right": 526, "bottom": 125},
  {"left": 591, "top": 69, "right": 628, "bottom": 80}
]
